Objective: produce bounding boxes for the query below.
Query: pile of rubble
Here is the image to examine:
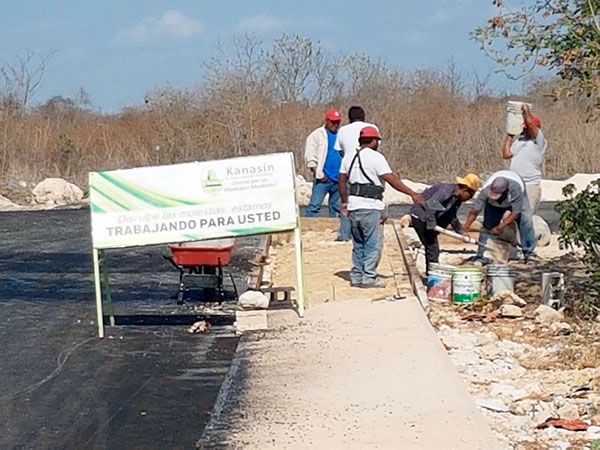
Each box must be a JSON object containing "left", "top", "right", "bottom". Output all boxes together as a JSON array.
[
  {"left": 430, "top": 296, "right": 600, "bottom": 449},
  {"left": 0, "top": 177, "right": 85, "bottom": 211}
]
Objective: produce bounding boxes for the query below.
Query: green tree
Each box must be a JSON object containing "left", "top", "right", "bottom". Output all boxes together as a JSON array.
[
  {"left": 555, "top": 180, "right": 600, "bottom": 315},
  {"left": 472, "top": 0, "right": 600, "bottom": 114}
]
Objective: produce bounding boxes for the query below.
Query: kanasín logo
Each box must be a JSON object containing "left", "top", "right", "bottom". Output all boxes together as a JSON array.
[{"left": 201, "top": 169, "right": 224, "bottom": 196}]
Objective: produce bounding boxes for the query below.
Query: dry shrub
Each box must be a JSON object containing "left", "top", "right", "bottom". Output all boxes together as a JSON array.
[{"left": 0, "top": 36, "right": 598, "bottom": 188}]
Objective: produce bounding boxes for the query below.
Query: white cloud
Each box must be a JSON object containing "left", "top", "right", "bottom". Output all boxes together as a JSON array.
[
  {"left": 237, "top": 13, "right": 285, "bottom": 32},
  {"left": 115, "top": 10, "right": 203, "bottom": 44}
]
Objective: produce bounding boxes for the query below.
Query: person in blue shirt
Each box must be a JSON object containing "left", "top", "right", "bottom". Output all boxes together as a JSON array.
[{"left": 304, "top": 109, "right": 351, "bottom": 241}]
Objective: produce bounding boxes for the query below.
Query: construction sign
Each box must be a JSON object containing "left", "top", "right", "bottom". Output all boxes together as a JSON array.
[
  {"left": 89, "top": 153, "right": 298, "bottom": 248},
  {"left": 89, "top": 152, "right": 306, "bottom": 337}
]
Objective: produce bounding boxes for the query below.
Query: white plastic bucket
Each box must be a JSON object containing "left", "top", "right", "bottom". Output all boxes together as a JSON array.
[
  {"left": 452, "top": 267, "right": 483, "bottom": 304},
  {"left": 427, "top": 263, "right": 455, "bottom": 302},
  {"left": 486, "top": 264, "right": 517, "bottom": 296},
  {"left": 506, "top": 101, "right": 533, "bottom": 135}
]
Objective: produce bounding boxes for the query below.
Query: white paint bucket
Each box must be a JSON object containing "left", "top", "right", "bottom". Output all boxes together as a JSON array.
[
  {"left": 427, "top": 263, "right": 455, "bottom": 302},
  {"left": 486, "top": 264, "right": 518, "bottom": 296},
  {"left": 452, "top": 267, "right": 483, "bottom": 304},
  {"left": 506, "top": 101, "right": 533, "bottom": 135}
]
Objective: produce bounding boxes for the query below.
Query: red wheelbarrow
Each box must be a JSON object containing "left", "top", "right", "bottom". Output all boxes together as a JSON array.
[{"left": 164, "top": 238, "right": 237, "bottom": 304}]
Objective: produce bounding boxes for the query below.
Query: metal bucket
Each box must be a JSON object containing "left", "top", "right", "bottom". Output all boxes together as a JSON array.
[
  {"left": 427, "top": 263, "right": 455, "bottom": 302},
  {"left": 486, "top": 264, "right": 518, "bottom": 296},
  {"left": 452, "top": 267, "right": 483, "bottom": 304}
]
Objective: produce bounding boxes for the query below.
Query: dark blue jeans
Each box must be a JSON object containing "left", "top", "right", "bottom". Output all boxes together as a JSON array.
[
  {"left": 479, "top": 200, "right": 537, "bottom": 258},
  {"left": 305, "top": 178, "right": 351, "bottom": 240},
  {"left": 349, "top": 209, "right": 383, "bottom": 285}
]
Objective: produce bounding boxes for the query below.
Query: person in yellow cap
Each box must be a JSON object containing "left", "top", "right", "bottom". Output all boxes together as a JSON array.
[{"left": 410, "top": 173, "right": 481, "bottom": 275}]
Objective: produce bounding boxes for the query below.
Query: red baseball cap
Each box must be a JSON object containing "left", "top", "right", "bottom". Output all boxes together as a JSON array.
[
  {"left": 524, "top": 114, "right": 542, "bottom": 128},
  {"left": 325, "top": 108, "right": 341, "bottom": 122},
  {"left": 359, "top": 126, "right": 382, "bottom": 140}
]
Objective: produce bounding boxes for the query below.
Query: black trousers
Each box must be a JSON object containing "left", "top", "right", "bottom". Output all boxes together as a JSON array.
[{"left": 411, "top": 216, "right": 439, "bottom": 275}]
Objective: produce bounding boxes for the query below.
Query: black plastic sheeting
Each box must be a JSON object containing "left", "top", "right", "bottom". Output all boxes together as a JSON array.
[{"left": 0, "top": 208, "right": 260, "bottom": 449}]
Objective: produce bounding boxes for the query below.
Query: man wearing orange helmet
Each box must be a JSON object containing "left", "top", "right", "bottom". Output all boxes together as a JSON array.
[
  {"left": 501, "top": 103, "right": 547, "bottom": 213},
  {"left": 339, "top": 126, "right": 424, "bottom": 288}
]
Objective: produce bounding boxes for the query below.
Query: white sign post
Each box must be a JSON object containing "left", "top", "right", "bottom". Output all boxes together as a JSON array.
[{"left": 89, "top": 152, "right": 305, "bottom": 337}]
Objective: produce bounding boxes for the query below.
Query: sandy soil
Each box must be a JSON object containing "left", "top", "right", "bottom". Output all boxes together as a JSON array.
[{"left": 270, "top": 222, "right": 413, "bottom": 304}]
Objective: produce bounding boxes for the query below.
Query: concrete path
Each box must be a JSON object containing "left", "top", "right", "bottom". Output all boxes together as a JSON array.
[{"left": 201, "top": 297, "right": 504, "bottom": 449}]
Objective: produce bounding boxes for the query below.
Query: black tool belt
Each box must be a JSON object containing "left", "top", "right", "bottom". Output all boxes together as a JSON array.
[
  {"left": 348, "top": 183, "right": 384, "bottom": 200},
  {"left": 347, "top": 148, "right": 385, "bottom": 200}
]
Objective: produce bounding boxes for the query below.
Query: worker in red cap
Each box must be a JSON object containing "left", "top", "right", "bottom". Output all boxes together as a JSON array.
[
  {"left": 501, "top": 103, "right": 547, "bottom": 214},
  {"left": 339, "top": 126, "right": 424, "bottom": 288},
  {"left": 304, "top": 108, "right": 351, "bottom": 240}
]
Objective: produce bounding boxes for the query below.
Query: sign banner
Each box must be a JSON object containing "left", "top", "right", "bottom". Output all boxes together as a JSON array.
[{"left": 89, "top": 153, "right": 298, "bottom": 249}]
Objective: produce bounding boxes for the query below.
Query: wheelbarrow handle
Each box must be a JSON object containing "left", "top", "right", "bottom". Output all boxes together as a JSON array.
[{"left": 163, "top": 254, "right": 181, "bottom": 270}]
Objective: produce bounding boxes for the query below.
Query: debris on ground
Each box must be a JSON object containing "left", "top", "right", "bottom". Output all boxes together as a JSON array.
[
  {"left": 431, "top": 298, "right": 600, "bottom": 447},
  {"left": 551, "top": 322, "right": 573, "bottom": 336},
  {"left": 238, "top": 290, "right": 270, "bottom": 310},
  {"left": 498, "top": 304, "right": 524, "bottom": 318},
  {"left": 188, "top": 320, "right": 211, "bottom": 333},
  {"left": 491, "top": 290, "right": 528, "bottom": 307},
  {"left": 420, "top": 234, "right": 600, "bottom": 449},
  {"left": 534, "top": 304, "right": 565, "bottom": 324},
  {"left": 536, "top": 418, "right": 590, "bottom": 432},
  {"left": 32, "top": 178, "right": 84, "bottom": 206},
  {"left": 461, "top": 312, "right": 497, "bottom": 322}
]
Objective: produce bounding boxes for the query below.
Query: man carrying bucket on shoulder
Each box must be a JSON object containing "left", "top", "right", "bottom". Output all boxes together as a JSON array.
[
  {"left": 501, "top": 103, "right": 547, "bottom": 213},
  {"left": 463, "top": 170, "right": 537, "bottom": 264},
  {"left": 410, "top": 174, "right": 480, "bottom": 275}
]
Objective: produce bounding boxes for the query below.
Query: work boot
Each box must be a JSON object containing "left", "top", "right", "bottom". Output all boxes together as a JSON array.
[
  {"left": 524, "top": 254, "right": 540, "bottom": 264},
  {"left": 361, "top": 279, "right": 387, "bottom": 289}
]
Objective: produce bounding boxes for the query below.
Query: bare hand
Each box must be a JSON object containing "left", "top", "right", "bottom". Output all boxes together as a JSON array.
[
  {"left": 341, "top": 203, "right": 349, "bottom": 217},
  {"left": 521, "top": 103, "right": 530, "bottom": 114},
  {"left": 411, "top": 193, "right": 425, "bottom": 205},
  {"left": 319, "top": 175, "right": 328, "bottom": 183},
  {"left": 490, "top": 226, "right": 501, "bottom": 236}
]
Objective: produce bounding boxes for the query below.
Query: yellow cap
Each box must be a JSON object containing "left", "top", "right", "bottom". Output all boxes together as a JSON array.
[{"left": 456, "top": 173, "right": 481, "bottom": 191}]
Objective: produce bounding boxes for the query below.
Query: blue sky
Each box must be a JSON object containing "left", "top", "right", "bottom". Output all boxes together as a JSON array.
[{"left": 0, "top": 0, "right": 523, "bottom": 112}]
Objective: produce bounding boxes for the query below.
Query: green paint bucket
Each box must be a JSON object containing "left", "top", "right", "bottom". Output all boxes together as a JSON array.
[{"left": 452, "top": 267, "right": 483, "bottom": 304}]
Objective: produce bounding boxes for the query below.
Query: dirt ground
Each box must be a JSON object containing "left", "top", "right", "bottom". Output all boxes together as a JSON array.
[{"left": 270, "top": 219, "right": 413, "bottom": 305}]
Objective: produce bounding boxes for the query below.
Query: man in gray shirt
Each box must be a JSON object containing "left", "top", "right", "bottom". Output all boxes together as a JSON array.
[
  {"left": 501, "top": 103, "right": 547, "bottom": 212},
  {"left": 464, "top": 170, "right": 537, "bottom": 262}
]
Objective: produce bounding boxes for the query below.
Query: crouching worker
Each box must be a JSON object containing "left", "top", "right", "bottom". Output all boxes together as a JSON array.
[
  {"left": 463, "top": 170, "right": 537, "bottom": 263},
  {"left": 410, "top": 173, "right": 480, "bottom": 275},
  {"left": 339, "top": 126, "right": 424, "bottom": 288}
]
